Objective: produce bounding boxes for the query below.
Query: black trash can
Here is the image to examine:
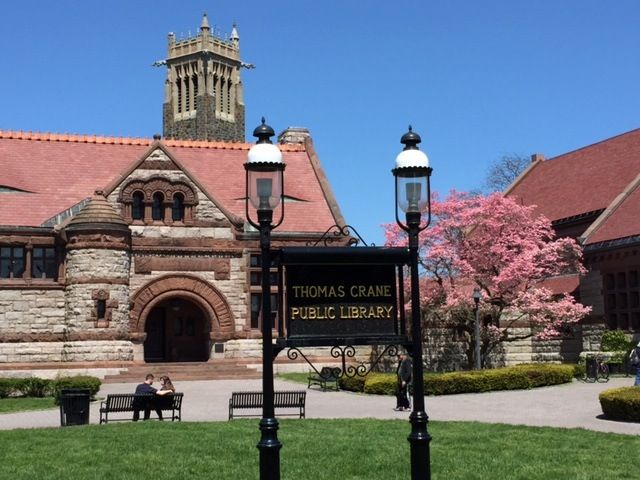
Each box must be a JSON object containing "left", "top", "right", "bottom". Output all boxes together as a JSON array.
[
  {"left": 585, "top": 354, "right": 597, "bottom": 380},
  {"left": 59, "top": 388, "right": 90, "bottom": 426}
]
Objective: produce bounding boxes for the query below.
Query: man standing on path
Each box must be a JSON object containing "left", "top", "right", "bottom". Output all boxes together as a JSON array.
[
  {"left": 395, "top": 352, "right": 412, "bottom": 411},
  {"left": 631, "top": 342, "right": 640, "bottom": 386}
]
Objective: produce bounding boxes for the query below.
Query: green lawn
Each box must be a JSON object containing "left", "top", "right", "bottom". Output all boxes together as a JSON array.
[
  {"left": 277, "top": 372, "right": 309, "bottom": 384},
  {"left": 0, "top": 419, "right": 637, "bottom": 479},
  {"left": 0, "top": 397, "right": 57, "bottom": 414}
]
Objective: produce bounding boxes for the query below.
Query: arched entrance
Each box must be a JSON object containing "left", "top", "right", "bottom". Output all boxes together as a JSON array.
[
  {"left": 130, "top": 274, "right": 236, "bottom": 363},
  {"left": 144, "top": 297, "right": 210, "bottom": 362}
]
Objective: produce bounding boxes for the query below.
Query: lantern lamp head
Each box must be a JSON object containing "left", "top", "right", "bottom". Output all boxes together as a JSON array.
[
  {"left": 392, "top": 126, "right": 432, "bottom": 220},
  {"left": 245, "top": 118, "right": 285, "bottom": 212}
]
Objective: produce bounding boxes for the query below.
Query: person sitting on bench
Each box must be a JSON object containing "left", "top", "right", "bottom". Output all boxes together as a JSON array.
[
  {"left": 154, "top": 376, "right": 176, "bottom": 420},
  {"left": 132, "top": 373, "right": 173, "bottom": 421}
]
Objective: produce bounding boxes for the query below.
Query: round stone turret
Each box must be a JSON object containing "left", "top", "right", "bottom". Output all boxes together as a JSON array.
[
  {"left": 66, "top": 190, "right": 129, "bottom": 235},
  {"left": 63, "top": 190, "right": 131, "bottom": 332}
]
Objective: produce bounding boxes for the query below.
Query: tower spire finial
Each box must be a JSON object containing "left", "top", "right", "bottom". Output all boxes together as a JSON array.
[
  {"left": 230, "top": 22, "right": 240, "bottom": 46},
  {"left": 200, "top": 12, "right": 210, "bottom": 33}
]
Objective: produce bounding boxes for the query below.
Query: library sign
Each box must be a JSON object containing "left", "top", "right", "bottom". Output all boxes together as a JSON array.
[{"left": 280, "top": 247, "right": 409, "bottom": 345}]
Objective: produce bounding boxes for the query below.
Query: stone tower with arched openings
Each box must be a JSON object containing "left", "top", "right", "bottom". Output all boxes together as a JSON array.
[{"left": 162, "top": 13, "right": 245, "bottom": 142}]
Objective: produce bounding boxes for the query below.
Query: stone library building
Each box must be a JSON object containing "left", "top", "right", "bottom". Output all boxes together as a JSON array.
[{"left": 0, "top": 15, "right": 346, "bottom": 379}]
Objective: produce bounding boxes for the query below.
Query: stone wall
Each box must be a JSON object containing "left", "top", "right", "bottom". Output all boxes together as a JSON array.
[
  {"left": 580, "top": 269, "right": 605, "bottom": 316},
  {"left": 64, "top": 284, "right": 129, "bottom": 332},
  {"left": 65, "top": 247, "right": 130, "bottom": 335},
  {"left": 0, "top": 289, "right": 66, "bottom": 335},
  {"left": 422, "top": 323, "right": 593, "bottom": 371},
  {"left": 424, "top": 328, "right": 468, "bottom": 371},
  {"left": 66, "top": 249, "right": 129, "bottom": 281},
  {"left": 163, "top": 96, "right": 245, "bottom": 142},
  {"left": 0, "top": 340, "right": 133, "bottom": 363},
  {"left": 580, "top": 322, "right": 607, "bottom": 351}
]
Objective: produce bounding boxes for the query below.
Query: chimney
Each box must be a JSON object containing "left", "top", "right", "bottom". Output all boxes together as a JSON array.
[
  {"left": 530, "top": 153, "right": 545, "bottom": 163},
  {"left": 278, "top": 127, "right": 310, "bottom": 145}
]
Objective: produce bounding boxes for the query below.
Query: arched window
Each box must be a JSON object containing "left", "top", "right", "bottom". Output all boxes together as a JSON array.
[
  {"left": 172, "top": 193, "right": 185, "bottom": 222},
  {"left": 132, "top": 192, "right": 145, "bottom": 220},
  {"left": 176, "top": 78, "right": 182, "bottom": 114},
  {"left": 220, "top": 77, "right": 226, "bottom": 115},
  {"left": 184, "top": 77, "right": 190, "bottom": 112},
  {"left": 192, "top": 73, "right": 198, "bottom": 111},
  {"left": 120, "top": 178, "right": 197, "bottom": 225},
  {"left": 152, "top": 192, "right": 164, "bottom": 221}
]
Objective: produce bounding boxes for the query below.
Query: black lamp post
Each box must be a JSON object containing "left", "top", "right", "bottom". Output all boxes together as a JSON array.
[
  {"left": 392, "top": 126, "right": 433, "bottom": 480},
  {"left": 473, "top": 287, "right": 482, "bottom": 370},
  {"left": 245, "top": 118, "right": 285, "bottom": 480}
]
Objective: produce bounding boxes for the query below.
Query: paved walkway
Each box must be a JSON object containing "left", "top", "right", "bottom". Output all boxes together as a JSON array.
[{"left": 1, "top": 377, "right": 639, "bottom": 435}]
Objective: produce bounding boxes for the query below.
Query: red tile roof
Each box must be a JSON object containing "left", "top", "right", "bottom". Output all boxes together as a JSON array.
[
  {"left": 583, "top": 175, "right": 640, "bottom": 245},
  {"left": 539, "top": 274, "right": 580, "bottom": 295},
  {"left": 507, "top": 129, "right": 640, "bottom": 223},
  {"left": 0, "top": 130, "right": 341, "bottom": 233}
]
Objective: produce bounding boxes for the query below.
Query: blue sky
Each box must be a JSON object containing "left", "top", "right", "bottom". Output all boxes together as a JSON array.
[{"left": 1, "top": 1, "right": 638, "bottom": 245}]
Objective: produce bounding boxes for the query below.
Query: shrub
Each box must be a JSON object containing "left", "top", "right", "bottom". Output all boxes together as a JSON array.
[
  {"left": 339, "top": 364, "right": 573, "bottom": 396},
  {"left": 572, "top": 363, "right": 586, "bottom": 378},
  {"left": 0, "top": 378, "right": 20, "bottom": 398},
  {"left": 339, "top": 375, "right": 365, "bottom": 392},
  {"left": 599, "top": 387, "right": 640, "bottom": 422},
  {"left": 363, "top": 373, "right": 396, "bottom": 395},
  {"left": 427, "top": 372, "right": 484, "bottom": 395},
  {"left": 51, "top": 376, "right": 101, "bottom": 404},
  {"left": 20, "top": 378, "right": 53, "bottom": 397},
  {"left": 600, "top": 330, "right": 630, "bottom": 352},
  {"left": 0, "top": 378, "right": 53, "bottom": 398},
  {"left": 511, "top": 364, "right": 574, "bottom": 387},
  {"left": 10, "top": 378, "right": 30, "bottom": 396}
]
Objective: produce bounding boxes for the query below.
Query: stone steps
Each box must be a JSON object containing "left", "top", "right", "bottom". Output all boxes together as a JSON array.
[{"left": 101, "top": 360, "right": 261, "bottom": 383}]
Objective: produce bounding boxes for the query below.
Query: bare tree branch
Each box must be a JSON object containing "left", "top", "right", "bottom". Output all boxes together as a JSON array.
[{"left": 484, "top": 154, "right": 529, "bottom": 192}]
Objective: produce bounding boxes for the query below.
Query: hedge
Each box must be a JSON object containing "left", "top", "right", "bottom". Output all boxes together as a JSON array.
[
  {"left": 0, "top": 376, "right": 101, "bottom": 402},
  {"left": 0, "top": 378, "right": 21, "bottom": 398},
  {"left": 338, "top": 375, "right": 365, "bottom": 392},
  {"left": 599, "top": 387, "right": 640, "bottom": 422},
  {"left": 51, "top": 376, "right": 102, "bottom": 404},
  {"left": 339, "top": 364, "right": 574, "bottom": 396}
]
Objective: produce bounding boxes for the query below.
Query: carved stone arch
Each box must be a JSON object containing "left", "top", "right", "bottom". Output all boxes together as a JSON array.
[
  {"left": 119, "top": 176, "right": 198, "bottom": 224},
  {"left": 129, "top": 274, "right": 235, "bottom": 341},
  {"left": 120, "top": 180, "right": 147, "bottom": 202},
  {"left": 145, "top": 177, "right": 169, "bottom": 199},
  {"left": 169, "top": 183, "right": 197, "bottom": 205}
]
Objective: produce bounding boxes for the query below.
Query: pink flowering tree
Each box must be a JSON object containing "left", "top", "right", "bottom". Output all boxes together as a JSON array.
[{"left": 384, "top": 191, "right": 590, "bottom": 368}]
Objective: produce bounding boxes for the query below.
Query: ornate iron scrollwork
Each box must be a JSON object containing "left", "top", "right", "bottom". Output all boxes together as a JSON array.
[
  {"left": 286, "top": 344, "right": 401, "bottom": 379},
  {"left": 308, "top": 224, "right": 373, "bottom": 247}
]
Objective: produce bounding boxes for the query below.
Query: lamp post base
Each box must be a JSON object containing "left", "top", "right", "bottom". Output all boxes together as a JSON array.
[
  {"left": 408, "top": 410, "right": 432, "bottom": 480},
  {"left": 258, "top": 417, "right": 282, "bottom": 479}
]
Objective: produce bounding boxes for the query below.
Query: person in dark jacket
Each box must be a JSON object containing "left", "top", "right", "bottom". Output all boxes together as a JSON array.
[
  {"left": 395, "top": 352, "right": 412, "bottom": 411},
  {"left": 631, "top": 342, "right": 640, "bottom": 386},
  {"left": 132, "top": 373, "right": 172, "bottom": 421}
]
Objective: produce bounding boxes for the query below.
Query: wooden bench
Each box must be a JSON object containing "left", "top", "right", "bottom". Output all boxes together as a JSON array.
[
  {"left": 99, "top": 393, "right": 183, "bottom": 424},
  {"left": 228, "top": 391, "right": 306, "bottom": 420},
  {"left": 307, "top": 367, "right": 341, "bottom": 391}
]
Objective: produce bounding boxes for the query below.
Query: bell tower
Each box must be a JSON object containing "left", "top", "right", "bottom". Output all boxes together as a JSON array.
[{"left": 162, "top": 14, "right": 245, "bottom": 142}]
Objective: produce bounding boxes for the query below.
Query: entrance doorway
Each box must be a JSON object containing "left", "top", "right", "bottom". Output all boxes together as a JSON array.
[{"left": 144, "top": 297, "right": 210, "bottom": 362}]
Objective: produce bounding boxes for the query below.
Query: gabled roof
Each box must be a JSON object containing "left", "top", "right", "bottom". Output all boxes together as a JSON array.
[
  {"left": 581, "top": 174, "right": 640, "bottom": 246},
  {"left": 507, "top": 129, "right": 640, "bottom": 223},
  {"left": 0, "top": 130, "right": 344, "bottom": 233}
]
